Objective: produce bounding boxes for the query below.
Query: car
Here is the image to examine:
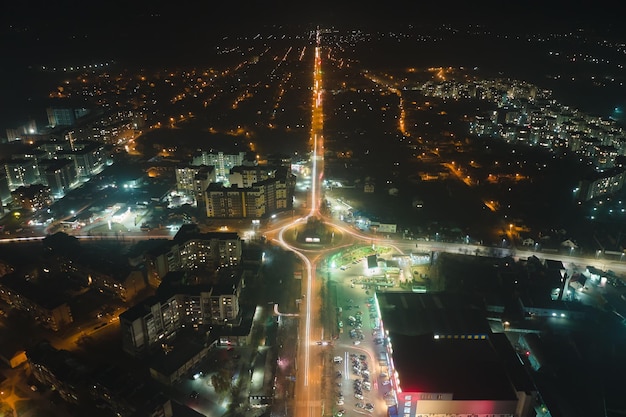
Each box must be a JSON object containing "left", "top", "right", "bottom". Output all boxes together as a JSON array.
[
  {"left": 355, "top": 393, "right": 364, "bottom": 400},
  {"left": 355, "top": 402, "right": 365, "bottom": 408},
  {"left": 337, "top": 399, "right": 344, "bottom": 406},
  {"left": 365, "top": 403, "right": 374, "bottom": 410},
  {"left": 189, "top": 390, "right": 199, "bottom": 399},
  {"left": 353, "top": 340, "right": 361, "bottom": 345},
  {"left": 359, "top": 354, "right": 367, "bottom": 360},
  {"left": 333, "top": 356, "right": 343, "bottom": 363},
  {"left": 336, "top": 409, "right": 346, "bottom": 417}
]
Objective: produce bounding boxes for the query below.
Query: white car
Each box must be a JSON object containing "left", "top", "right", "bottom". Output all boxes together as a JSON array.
[
  {"left": 337, "top": 399, "right": 344, "bottom": 406},
  {"left": 353, "top": 340, "right": 361, "bottom": 345},
  {"left": 355, "top": 393, "right": 364, "bottom": 400},
  {"left": 333, "top": 356, "right": 343, "bottom": 363}
]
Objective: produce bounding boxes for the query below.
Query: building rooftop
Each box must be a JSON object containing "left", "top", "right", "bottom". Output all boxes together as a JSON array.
[
  {"left": 377, "top": 291, "right": 491, "bottom": 336},
  {"left": 147, "top": 334, "right": 206, "bottom": 377},
  {"left": 390, "top": 333, "right": 518, "bottom": 400},
  {"left": 26, "top": 340, "right": 89, "bottom": 382},
  {"left": 119, "top": 295, "right": 162, "bottom": 322},
  {"left": 0, "top": 273, "right": 69, "bottom": 310},
  {"left": 378, "top": 292, "right": 533, "bottom": 400},
  {"left": 173, "top": 223, "right": 240, "bottom": 242}
]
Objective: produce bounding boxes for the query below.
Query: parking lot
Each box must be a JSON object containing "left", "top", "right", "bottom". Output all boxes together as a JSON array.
[{"left": 329, "top": 262, "right": 395, "bottom": 417}]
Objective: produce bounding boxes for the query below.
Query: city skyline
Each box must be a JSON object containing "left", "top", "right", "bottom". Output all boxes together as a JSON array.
[{"left": 1, "top": 6, "right": 626, "bottom": 417}]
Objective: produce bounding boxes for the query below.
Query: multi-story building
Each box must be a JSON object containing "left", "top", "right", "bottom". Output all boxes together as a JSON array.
[
  {"left": 145, "top": 243, "right": 182, "bottom": 288},
  {"left": 145, "top": 225, "right": 242, "bottom": 286},
  {"left": 120, "top": 268, "right": 245, "bottom": 356},
  {"left": 27, "top": 341, "right": 86, "bottom": 403},
  {"left": 59, "top": 140, "right": 107, "bottom": 178},
  {"left": 46, "top": 107, "right": 90, "bottom": 127},
  {"left": 175, "top": 166, "right": 201, "bottom": 196},
  {"left": 5, "top": 119, "right": 38, "bottom": 142},
  {"left": 61, "top": 258, "right": 146, "bottom": 302},
  {"left": 175, "top": 229, "right": 242, "bottom": 270},
  {"left": 120, "top": 294, "right": 181, "bottom": 357},
  {"left": 0, "top": 173, "right": 11, "bottom": 204},
  {"left": 576, "top": 168, "right": 626, "bottom": 201},
  {"left": 3, "top": 158, "right": 40, "bottom": 188},
  {"left": 37, "top": 140, "right": 69, "bottom": 158},
  {"left": 41, "top": 159, "right": 77, "bottom": 198},
  {"left": 204, "top": 171, "right": 294, "bottom": 219},
  {"left": 0, "top": 273, "right": 73, "bottom": 331},
  {"left": 88, "top": 364, "right": 174, "bottom": 417},
  {"left": 175, "top": 165, "right": 217, "bottom": 205},
  {"left": 191, "top": 150, "right": 248, "bottom": 180},
  {"left": 205, "top": 182, "right": 246, "bottom": 218},
  {"left": 228, "top": 165, "right": 276, "bottom": 188},
  {"left": 10, "top": 149, "right": 46, "bottom": 177},
  {"left": 10, "top": 184, "right": 53, "bottom": 211},
  {"left": 28, "top": 341, "right": 181, "bottom": 416},
  {"left": 147, "top": 335, "right": 210, "bottom": 386},
  {"left": 193, "top": 165, "right": 217, "bottom": 209}
]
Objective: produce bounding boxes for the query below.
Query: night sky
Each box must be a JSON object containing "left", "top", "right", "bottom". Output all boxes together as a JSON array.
[
  {"left": 2, "top": 0, "right": 624, "bottom": 66},
  {"left": 1, "top": 0, "right": 624, "bottom": 133}
]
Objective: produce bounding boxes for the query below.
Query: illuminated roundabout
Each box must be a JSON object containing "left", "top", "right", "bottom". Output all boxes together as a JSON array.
[{"left": 270, "top": 205, "right": 390, "bottom": 417}]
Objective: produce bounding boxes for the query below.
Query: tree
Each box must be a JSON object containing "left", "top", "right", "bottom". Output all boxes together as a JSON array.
[{"left": 211, "top": 369, "right": 232, "bottom": 399}]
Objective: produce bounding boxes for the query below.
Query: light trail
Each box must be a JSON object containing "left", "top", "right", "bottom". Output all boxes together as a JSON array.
[{"left": 275, "top": 228, "right": 314, "bottom": 387}]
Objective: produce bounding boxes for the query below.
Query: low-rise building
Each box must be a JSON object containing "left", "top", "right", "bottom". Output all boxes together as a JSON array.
[
  {"left": 376, "top": 292, "right": 538, "bottom": 417},
  {"left": 0, "top": 273, "right": 73, "bottom": 331},
  {"left": 27, "top": 341, "right": 87, "bottom": 403}
]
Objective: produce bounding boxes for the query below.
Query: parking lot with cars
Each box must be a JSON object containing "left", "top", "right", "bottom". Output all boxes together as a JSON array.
[{"left": 329, "top": 261, "right": 396, "bottom": 417}]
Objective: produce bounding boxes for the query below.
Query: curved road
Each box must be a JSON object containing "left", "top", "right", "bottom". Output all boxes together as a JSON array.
[{"left": 261, "top": 30, "right": 626, "bottom": 417}]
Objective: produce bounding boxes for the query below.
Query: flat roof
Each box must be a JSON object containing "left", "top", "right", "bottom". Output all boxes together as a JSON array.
[
  {"left": 377, "top": 292, "right": 491, "bottom": 336},
  {"left": 378, "top": 292, "right": 524, "bottom": 400},
  {"left": 390, "top": 333, "right": 518, "bottom": 400},
  {"left": 148, "top": 336, "right": 205, "bottom": 376}
]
